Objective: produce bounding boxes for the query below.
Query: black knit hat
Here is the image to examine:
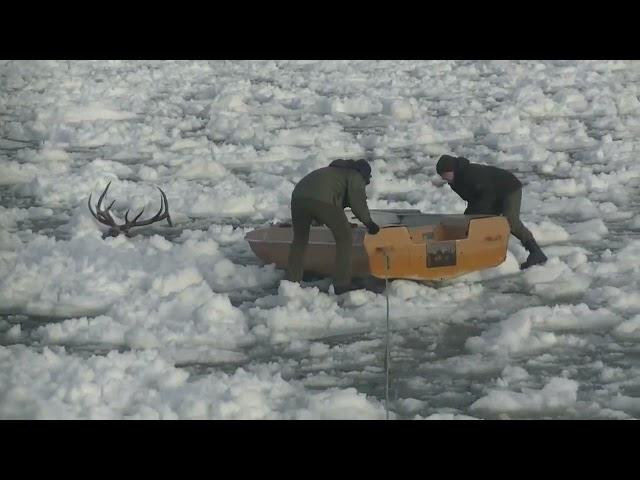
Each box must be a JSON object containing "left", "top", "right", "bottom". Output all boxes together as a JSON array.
[
  {"left": 436, "top": 155, "right": 457, "bottom": 174},
  {"left": 354, "top": 159, "right": 372, "bottom": 181}
]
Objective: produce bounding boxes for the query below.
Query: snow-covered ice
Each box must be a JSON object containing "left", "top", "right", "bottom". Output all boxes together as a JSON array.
[{"left": 1, "top": 60, "right": 640, "bottom": 419}]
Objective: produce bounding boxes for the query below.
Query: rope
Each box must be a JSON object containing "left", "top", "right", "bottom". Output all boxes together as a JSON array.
[{"left": 384, "top": 251, "right": 390, "bottom": 420}]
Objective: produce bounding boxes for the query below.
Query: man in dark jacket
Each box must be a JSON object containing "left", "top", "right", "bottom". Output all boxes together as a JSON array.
[
  {"left": 286, "top": 158, "right": 380, "bottom": 294},
  {"left": 436, "top": 154, "right": 547, "bottom": 270}
]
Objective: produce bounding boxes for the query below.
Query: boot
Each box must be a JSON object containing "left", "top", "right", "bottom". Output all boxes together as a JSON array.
[{"left": 520, "top": 238, "right": 548, "bottom": 270}]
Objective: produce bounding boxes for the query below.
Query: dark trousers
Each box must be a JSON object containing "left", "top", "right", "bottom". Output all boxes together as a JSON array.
[
  {"left": 286, "top": 197, "right": 353, "bottom": 287},
  {"left": 497, "top": 188, "right": 535, "bottom": 245},
  {"left": 467, "top": 188, "right": 535, "bottom": 246}
]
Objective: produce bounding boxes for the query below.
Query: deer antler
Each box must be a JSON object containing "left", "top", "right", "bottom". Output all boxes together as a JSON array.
[{"left": 88, "top": 182, "right": 173, "bottom": 238}]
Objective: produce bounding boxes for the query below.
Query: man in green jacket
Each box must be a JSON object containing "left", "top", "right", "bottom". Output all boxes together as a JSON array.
[
  {"left": 286, "top": 158, "right": 380, "bottom": 294},
  {"left": 436, "top": 154, "right": 547, "bottom": 270}
]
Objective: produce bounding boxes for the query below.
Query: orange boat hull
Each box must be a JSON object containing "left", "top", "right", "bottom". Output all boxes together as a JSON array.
[{"left": 245, "top": 212, "right": 510, "bottom": 281}]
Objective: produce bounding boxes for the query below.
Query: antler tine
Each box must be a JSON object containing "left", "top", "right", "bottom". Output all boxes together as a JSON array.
[
  {"left": 159, "top": 187, "right": 172, "bottom": 227},
  {"left": 151, "top": 187, "right": 172, "bottom": 226},
  {"left": 131, "top": 208, "right": 146, "bottom": 223},
  {"left": 98, "top": 199, "right": 118, "bottom": 226},
  {"left": 88, "top": 193, "right": 99, "bottom": 220},
  {"left": 122, "top": 187, "right": 172, "bottom": 228},
  {"left": 95, "top": 181, "right": 112, "bottom": 212},
  {"left": 89, "top": 182, "right": 118, "bottom": 227},
  {"left": 124, "top": 207, "right": 142, "bottom": 224}
]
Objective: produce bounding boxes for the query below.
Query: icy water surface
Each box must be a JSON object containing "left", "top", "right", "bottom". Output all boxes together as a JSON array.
[{"left": 1, "top": 60, "right": 640, "bottom": 419}]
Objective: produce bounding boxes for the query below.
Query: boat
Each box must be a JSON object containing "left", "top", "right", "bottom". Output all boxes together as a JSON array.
[{"left": 244, "top": 209, "right": 510, "bottom": 281}]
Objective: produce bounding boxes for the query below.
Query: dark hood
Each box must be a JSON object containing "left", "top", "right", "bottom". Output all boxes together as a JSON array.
[
  {"left": 436, "top": 155, "right": 470, "bottom": 174},
  {"left": 329, "top": 158, "right": 371, "bottom": 183}
]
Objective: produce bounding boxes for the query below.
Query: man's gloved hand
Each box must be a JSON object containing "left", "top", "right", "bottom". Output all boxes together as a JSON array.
[{"left": 366, "top": 222, "right": 380, "bottom": 235}]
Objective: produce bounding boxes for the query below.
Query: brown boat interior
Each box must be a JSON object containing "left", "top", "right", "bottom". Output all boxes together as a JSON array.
[
  {"left": 354, "top": 209, "right": 478, "bottom": 242},
  {"left": 266, "top": 210, "right": 485, "bottom": 244}
]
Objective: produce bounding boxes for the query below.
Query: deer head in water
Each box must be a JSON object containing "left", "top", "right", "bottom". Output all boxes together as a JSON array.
[{"left": 88, "top": 181, "right": 172, "bottom": 238}]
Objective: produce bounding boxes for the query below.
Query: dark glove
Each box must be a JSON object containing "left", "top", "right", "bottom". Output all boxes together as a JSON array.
[{"left": 366, "top": 222, "right": 380, "bottom": 235}]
